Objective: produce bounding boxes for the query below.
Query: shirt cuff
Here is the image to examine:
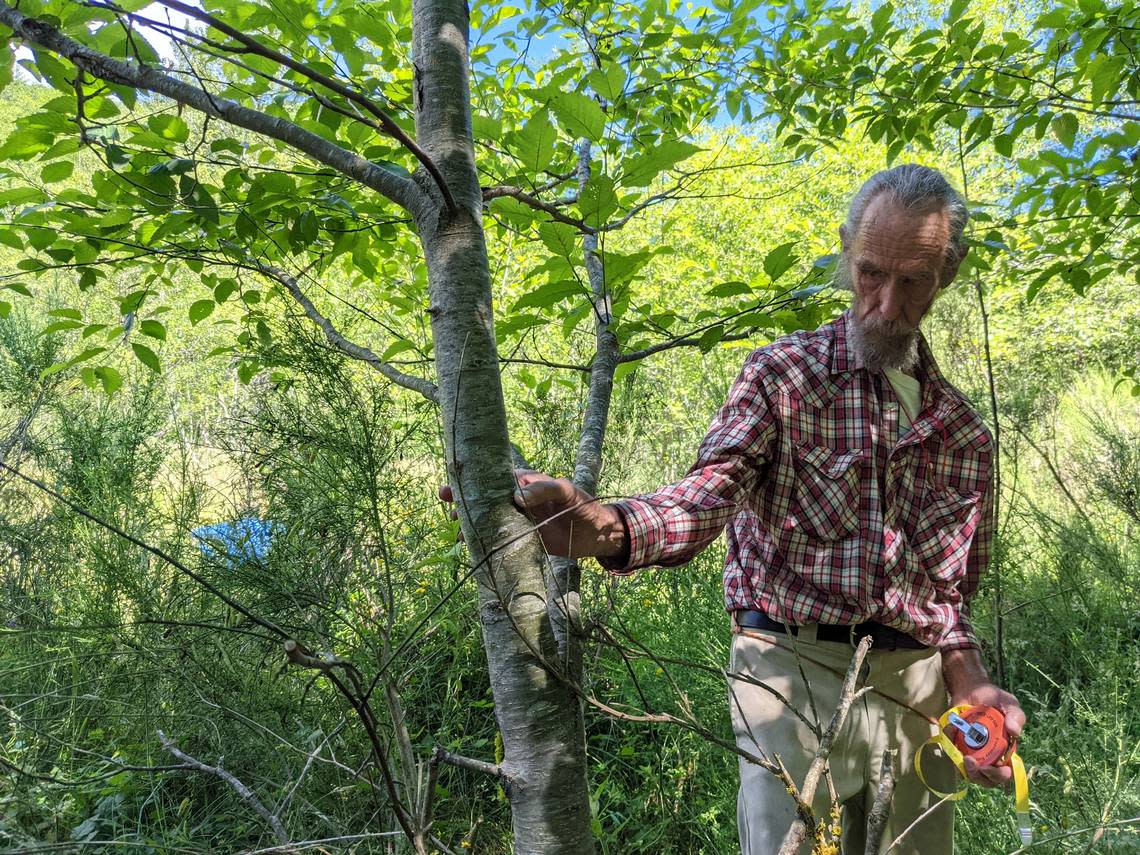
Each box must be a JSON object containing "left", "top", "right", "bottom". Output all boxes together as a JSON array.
[
  {"left": 938, "top": 613, "right": 980, "bottom": 651},
  {"left": 595, "top": 498, "right": 669, "bottom": 575}
]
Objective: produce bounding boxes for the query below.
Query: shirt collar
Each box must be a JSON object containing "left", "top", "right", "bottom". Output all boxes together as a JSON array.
[{"left": 829, "top": 309, "right": 966, "bottom": 413}]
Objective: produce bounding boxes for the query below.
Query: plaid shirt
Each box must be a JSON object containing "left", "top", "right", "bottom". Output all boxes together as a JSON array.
[{"left": 609, "top": 311, "right": 993, "bottom": 651}]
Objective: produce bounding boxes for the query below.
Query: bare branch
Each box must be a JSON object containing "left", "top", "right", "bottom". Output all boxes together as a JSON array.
[
  {"left": 255, "top": 262, "right": 440, "bottom": 404},
  {"left": 158, "top": 730, "right": 290, "bottom": 846},
  {"left": 865, "top": 749, "right": 897, "bottom": 855},
  {"left": 777, "top": 635, "right": 874, "bottom": 855},
  {"left": 430, "top": 745, "right": 511, "bottom": 786},
  {"left": 481, "top": 183, "right": 593, "bottom": 232}
]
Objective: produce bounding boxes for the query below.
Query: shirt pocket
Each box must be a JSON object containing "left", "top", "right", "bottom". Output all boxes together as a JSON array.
[
  {"left": 909, "top": 487, "right": 983, "bottom": 577},
  {"left": 789, "top": 444, "right": 864, "bottom": 541}
]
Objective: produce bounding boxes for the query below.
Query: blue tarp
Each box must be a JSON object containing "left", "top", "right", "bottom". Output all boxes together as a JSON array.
[{"left": 192, "top": 517, "right": 281, "bottom": 565}]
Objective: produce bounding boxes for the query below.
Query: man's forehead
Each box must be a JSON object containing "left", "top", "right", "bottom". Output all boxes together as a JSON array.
[{"left": 852, "top": 195, "right": 951, "bottom": 261}]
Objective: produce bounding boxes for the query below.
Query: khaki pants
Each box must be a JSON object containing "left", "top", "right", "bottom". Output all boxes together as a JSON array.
[{"left": 729, "top": 626, "right": 957, "bottom": 854}]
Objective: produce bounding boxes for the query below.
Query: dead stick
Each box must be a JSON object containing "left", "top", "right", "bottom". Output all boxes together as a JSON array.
[
  {"left": 777, "top": 635, "right": 873, "bottom": 855},
  {"left": 158, "top": 730, "right": 289, "bottom": 845},
  {"left": 865, "top": 748, "right": 897, "bottom": 855}
]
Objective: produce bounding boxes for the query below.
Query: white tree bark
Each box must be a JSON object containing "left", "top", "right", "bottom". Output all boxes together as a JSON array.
[{"left": 411, "top": 1, "right": 594, "bottom": 851}]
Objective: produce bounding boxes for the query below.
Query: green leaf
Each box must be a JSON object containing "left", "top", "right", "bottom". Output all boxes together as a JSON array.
[
  {"left": 512, "top": 280, "right": 580, "bottom": 310},
  {"left": 236, "top": 360, "right": 259, "bottom": 384},
  {"left": 549, "top": 91, "right": 606, "bottom": 141},
  {"left": 871, "top": 2, "right": 893, "bottom": 34},
  {"left": 381, "top": 339, "right": 416, "bottom": 361},
  {"left": 613, "top": 361, "right": 638, "bottom": 383},
  {"left": 0, "top": 188, "right": 44, "bottom": 208},
  {"left": 698, "top": 325, "right": 725, "bottom": 353},
  {"left": 131, "top": 341, "right": 161, "bottom": 373},
  {"left": 95, "top": 365, "right": 123, "bottom": 395},
  {"left": 516, "top": 111, "right": 557, "bottom": 177},
  {"left": 68, "top": 346, "right": 107, "bottom": 367},
  {"left": 3, "top": 282, "right": 32, "bottom": 297},
  {"left": 705, "top": 281, "right": 752, "bottom": 298},
  {"left": 992, "top": 134, "right": 1014, "bottom": 158},
  {"left": 763, "top": 241, "right": 799, "bottom": 281},
  {"left": 119, "top": 289, "right": 151, "bottom": 314},
  {"left": 148, "top": 114, "right": 190, "bottom": 143},
  {"left": 587, "top": 62, "right": 627, "bottom": 102},
  {"left": 41, "top": 320, "right": 85, "bottom": 335},
  {"left": 291, "top": 210, "right": 319, "bottom": 247},
  {"left": 214, "top": 281, "right": 237, "bottom": 303},
  {"left": 0, "top": 227, "right": 22, "bottom": 251},
  {"left": 537, "top": 220, "right": 579, "bottom": 258},
  {"left": 620, "top": 141, "right": 701, "bottom": 188},
  {"left": 1051, "top": 113, "right": 1078, "bottom": 149},
  {"left": 41, "top": 160, "right": 74, "bottom": 183},
  {"left": 579, "top": 175, "right": 619, "bottom": 228},
  {"left": 48, "top": 307, "right": 83, "bottom": 321},
  {"left": 140, "top": 319, "right": 167, "bottom": 341},
  {"left": 946, "top": 0, "right": 970, "bottom": 22},
  {"left": 189, "top": 299, "right": 215, "bottom": 324},
  {"left": 0, "top": 44, "right": 12, "bottom": 96}
]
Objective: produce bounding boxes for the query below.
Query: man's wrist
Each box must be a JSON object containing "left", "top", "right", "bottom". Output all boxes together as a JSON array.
[
  {"left": 598, "top": 503, "right": 631, "bottom": 563},
  {"left": 941, "top": 647, "right": 990, "bottom": 701}
]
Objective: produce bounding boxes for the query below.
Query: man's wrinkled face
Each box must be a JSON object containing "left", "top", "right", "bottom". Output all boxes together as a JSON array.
[{"left": 839, "top": 194, "right": 961, "bottom": 372}]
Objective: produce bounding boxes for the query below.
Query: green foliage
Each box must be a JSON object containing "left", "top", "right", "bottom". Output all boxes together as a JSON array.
[{"left": 2, "top": 0, "right": 1140, "bottom": 851}]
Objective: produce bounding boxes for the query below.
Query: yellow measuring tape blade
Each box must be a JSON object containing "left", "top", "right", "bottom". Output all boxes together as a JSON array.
[
  {"left": 914, "top": 705, "right": 970, "bottom": 801},
  {"left": 915, "top": 705, "right": 1032, "bottom": 843}
]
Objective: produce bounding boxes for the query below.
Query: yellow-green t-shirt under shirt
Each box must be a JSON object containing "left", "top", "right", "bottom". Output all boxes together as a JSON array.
[{"left": 884, "top": 367, "right": 922, "bottom": 431}]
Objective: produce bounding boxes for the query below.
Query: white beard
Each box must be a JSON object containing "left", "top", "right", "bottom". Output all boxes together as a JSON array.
[
  {"left": 849, "top": 314, "right": 920, "bottom": 373},
  {"left": 836, "top": 265, "right": 921, "bottom": 373}
]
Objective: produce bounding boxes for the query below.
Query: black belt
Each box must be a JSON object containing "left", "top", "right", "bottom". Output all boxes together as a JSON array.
[{"left": 734, "top": 609, "right": 928, "bottom": 651}]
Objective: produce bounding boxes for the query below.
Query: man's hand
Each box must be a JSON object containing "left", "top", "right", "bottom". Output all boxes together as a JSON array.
[
  {"left": 952, "top": 681, "right": 1026, "bottom": 787},
  {"left": 941, "top": 648, "right": 1026, "bottom": 788},
  {"left": 438, "top": 470, "right": 629, "bottom": 561}
]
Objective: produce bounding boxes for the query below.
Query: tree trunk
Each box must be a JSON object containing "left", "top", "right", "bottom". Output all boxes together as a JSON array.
[{"left": 411, "top": 1, "right": 594, "bottom": 851}]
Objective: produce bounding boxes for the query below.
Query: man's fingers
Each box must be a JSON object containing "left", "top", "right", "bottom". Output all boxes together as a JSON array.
[
  {"left": 1003, "top": 703, "right": 1027, "bottom": 738},
  {"left": 514, "top": 478, "right": 572, "bottom": 511},
  {"left": 962, "top": 756, "right": 1012, "bottom": 788},
  {"left": 438, "top": 484, "right": 453, "bottom": 502}
]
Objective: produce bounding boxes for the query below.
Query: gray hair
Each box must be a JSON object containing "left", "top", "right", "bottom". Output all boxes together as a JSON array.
[{"left": 844, "top": 164, "right": 970, "bottom": 265}]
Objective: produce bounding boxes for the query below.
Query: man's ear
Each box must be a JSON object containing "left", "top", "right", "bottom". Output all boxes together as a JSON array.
[
  {"left": 839, "top": 224, "right": 850, "bottom": 254},
  {"left": 941, "top": 244, "right": 969, "bottom": 289}
]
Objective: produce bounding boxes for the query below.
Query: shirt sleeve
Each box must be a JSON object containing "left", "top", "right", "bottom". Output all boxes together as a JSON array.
[
  {"left": 598, "top": 349, "right": 777, "bottom": 574},
  {"left": 939, "top": 469, "right": 993, "bottom": 651}
]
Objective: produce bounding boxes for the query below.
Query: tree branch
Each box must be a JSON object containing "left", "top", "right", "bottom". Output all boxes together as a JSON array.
[
  {"left": 158, "top": 730, "right": 290, "bottom": 846},
  {"left": 254, "top": 262, "right": 439, "bottom": 404},
  {"left": 0, "top": 3, "right": 428, "bottom": 216},
  {"left": 865, "top": 749, "right": 897, "bottom": 855},
  {"left": 481, "top": 183, "right": 593, "bottom": 232},
  {"left": 143, "top": 0, "right": 457, "bottom": 214}
]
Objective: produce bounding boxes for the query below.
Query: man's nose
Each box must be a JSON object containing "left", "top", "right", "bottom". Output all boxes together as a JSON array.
[{"left": 878, "top": 281, "right": 905, "bottom": 321}]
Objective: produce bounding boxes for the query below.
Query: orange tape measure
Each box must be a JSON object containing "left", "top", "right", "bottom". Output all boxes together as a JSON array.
[{"left": 915, "top": 704, "right": 1031, "bottom": 845}]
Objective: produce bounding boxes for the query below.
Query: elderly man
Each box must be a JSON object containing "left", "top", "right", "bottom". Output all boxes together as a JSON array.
[{"left": 448, "top": 164, "right": 1025, "bottom": 852}]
